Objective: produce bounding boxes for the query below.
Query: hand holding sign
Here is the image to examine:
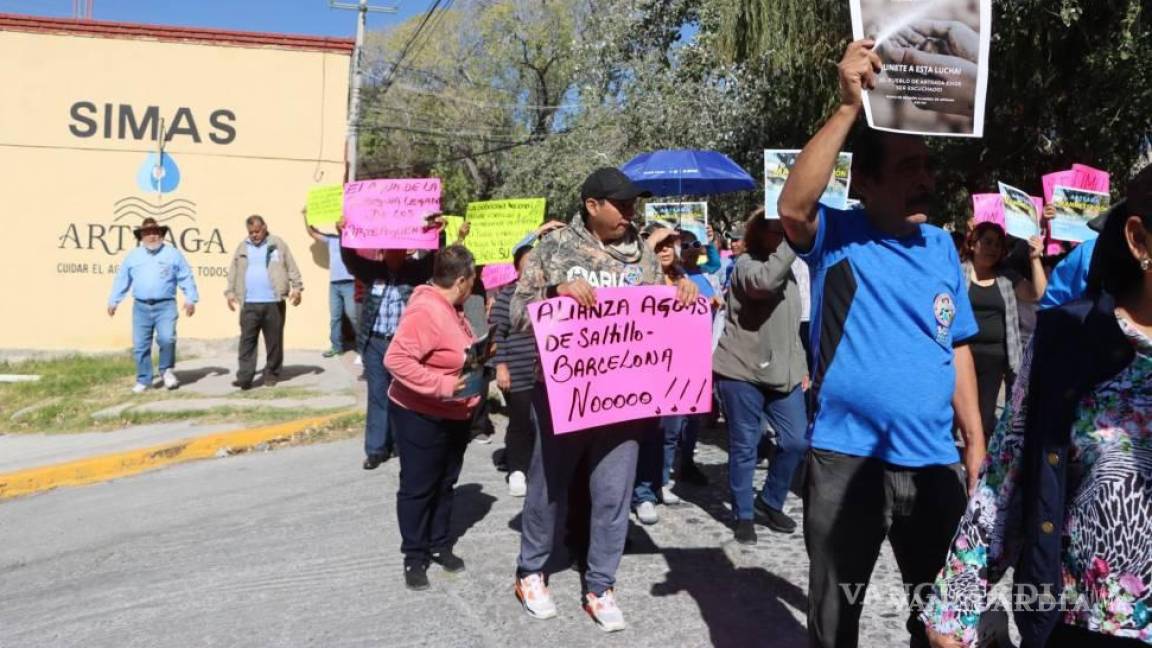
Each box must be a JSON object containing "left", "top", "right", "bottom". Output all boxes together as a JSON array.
[{"left": 838, "top": 39, "right": 883, "bottom": 108}]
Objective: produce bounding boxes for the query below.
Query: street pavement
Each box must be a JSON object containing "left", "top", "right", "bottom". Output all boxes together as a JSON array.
[{"left": 0, "top": 417, "right": 920, "bottom": 648}]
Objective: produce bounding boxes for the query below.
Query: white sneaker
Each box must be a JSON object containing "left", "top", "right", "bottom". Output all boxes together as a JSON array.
[
  {"left": 515, "top": 573, "right": 557, "bottom": 619},
  {"left": 661, "top": 485, "right": 681, "bottom": 505},
  {"left": 131, "top": 383, "right": 149, "bottom": 394},
  {"left": 635, "top": 501, "right": 658, "bottom": 525},
  {"left": 354, "top": 354, "right": 363, "bottom": 366},
  {"left": 508, "top": 471, "right": 527, "bottom": 498},
  {"left": 584, "top": 589, "right": 626, "bottom": 632},
  {"left": 162, "top": 369, "right": 180, "bottom": 390}
]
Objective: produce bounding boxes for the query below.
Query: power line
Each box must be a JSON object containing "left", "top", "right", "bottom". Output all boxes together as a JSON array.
[{"left": 374, "top": 0, "right": 447, "bottom": 98}]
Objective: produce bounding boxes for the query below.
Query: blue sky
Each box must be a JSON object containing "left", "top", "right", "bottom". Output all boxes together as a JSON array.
[{"left": 0, "top": 0, "right": 426, "bottom": 37}]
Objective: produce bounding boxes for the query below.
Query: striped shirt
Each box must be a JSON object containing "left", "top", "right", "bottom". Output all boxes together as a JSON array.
[{"left": 489, "top": 284, "right": 538, "bottom": 393}]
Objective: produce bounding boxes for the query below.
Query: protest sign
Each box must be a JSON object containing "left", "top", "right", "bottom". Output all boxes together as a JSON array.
[
  {"left": 481, "top": 263, "right": 518, "bottom": 290},
  {"left": 443, "top": 215, "right": 465, "bottom": 244},
  {"left": 1042, "top": 170, "right": 1076, "bottom": 204},
  {"left": 643, "top": 202, "right": 708, "bottom": 242},
  {"left": 1072, "top": 164, "right": 1110, "bottom": 195},
  {"left": 850, "top": 0, "right": 992, "bottom": 137},
  {"left": 1050, "top": 186, "right": 1107, "bottom": 243},
  {"left": 971, "top": 193, "right": 1003, "bottom": 226},
  {"left": 528, "top": 286, "right": 713, "bottom": 435},
  {"left": 342, "top": 178, "right": 441, "bottom": 250},
  {"left": 463, "top": 199, "right": 545, "bottom": 265},
  {"left": 998, "top": 182, "right": 1040, "bottom": 240},
  {"left": 763, "top": 150, "right": 853, "bottom": 218},
  {"left": 306, "top": 184, "right": 343, "bottom": 226}
]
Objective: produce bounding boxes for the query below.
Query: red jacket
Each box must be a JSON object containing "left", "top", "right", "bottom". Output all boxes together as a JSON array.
[{"left": 384, "top": 285, "right": 480, "bottom": 420}]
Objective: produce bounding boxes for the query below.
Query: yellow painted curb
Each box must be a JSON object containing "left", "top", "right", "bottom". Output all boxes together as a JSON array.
[{"left": 0, "top": 412, "right": 351, "bottom": 500}]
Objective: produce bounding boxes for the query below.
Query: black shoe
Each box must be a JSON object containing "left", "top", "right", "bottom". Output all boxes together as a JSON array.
[
  {"left": 754, "top": 498, "right": 797, "bottom": 534},
  {"left": 679, "top": 461, "right": 710, "bottom": 486},
  {"left": 231, "top": 379, "right": 253, "bottom": 391},
  {"left": 404, "top": 563, "right": 430, "bottom": 591},
  {"left": 264, "top": 376, "right": 279, "bottom": 388},
  {"left": 431, "top": 550, "right": 466, "bottom": 573},
  {"left": 363, "top": 452, "right": 390, "bottom": 470},
  {"left": 734, "top": 520, "right": 757, "bottom": 545}
]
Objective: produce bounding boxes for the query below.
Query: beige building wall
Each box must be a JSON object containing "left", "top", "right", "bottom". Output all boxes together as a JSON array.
[{"left": 0, "top": 23, "right": 351, "bottom": 351}]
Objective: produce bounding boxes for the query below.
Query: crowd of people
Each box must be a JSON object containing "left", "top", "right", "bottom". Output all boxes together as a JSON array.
[{"left": 103, "top": 39, "right": 1152, "bottom": 648}]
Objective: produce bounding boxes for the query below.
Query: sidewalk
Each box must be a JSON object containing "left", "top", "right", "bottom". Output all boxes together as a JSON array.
[{"left": 0, "top": 348, "right": 364, "bottom": 498}]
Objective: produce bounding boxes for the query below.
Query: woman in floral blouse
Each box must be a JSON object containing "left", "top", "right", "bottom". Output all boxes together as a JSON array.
[{"left": 924, "top": 167, "right": 1152, "bottom": 648}]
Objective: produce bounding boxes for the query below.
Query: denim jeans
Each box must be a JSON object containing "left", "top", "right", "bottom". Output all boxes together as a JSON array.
[
  {"left": 362, "top": 334, "right": 393, "bottom": 456},
  {"left": 716, "top": 378, "right": 809, "bottom": 520},
  {"left": 328, "top": 280, "right": 357, "bottom": 352},
  {"left": 132, "top": 299, "right": 177, "bottom": 386},
  {"left": 634, "top": 414, "right": 702, "bottom": 505}
]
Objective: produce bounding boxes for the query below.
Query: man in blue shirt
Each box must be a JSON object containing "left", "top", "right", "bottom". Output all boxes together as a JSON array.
[
  {"left": 107, "top": 217, "right": 199, "bottom": 393},
  {"left": 778, "top": 40, "right": 985, "bottom": 648},
  {"left": 225, "top": 215, "right": 304, "bottom": 390},
  {"left": 305, "top": 213, "right": 359, "bottom": 357}
]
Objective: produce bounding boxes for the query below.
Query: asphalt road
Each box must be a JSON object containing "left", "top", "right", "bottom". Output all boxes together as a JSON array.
[{"left": 0, "top": 421, "right": 917, "bottom": 648}]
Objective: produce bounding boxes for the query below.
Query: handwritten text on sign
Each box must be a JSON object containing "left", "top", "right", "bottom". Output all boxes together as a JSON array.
[
  {"left": 529, "top": 286, "right": 713, "bottom": 435},
  {"left": 464, "top": 198, "right": 545, "bottom": 264},
  {"left": 342, "top": 178, "right": 441, "bottom": 250},
  {"left": 306, "top": 184, "right": 344, "bottom": 226}
]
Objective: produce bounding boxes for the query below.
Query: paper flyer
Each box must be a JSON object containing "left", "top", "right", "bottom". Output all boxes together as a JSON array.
[
  {"left": 643, "top": 202, "right": 708, "bottom": 242},
  {"left": 1049, "top": 185, "right": 1107, "bottom": 243},
  {"left": 997, "top": 181, "right": 1040, "bottom": 240},
  {"left": 763, "top": 150, "right": 853, "bottom": 219},
  {"left": 850, "top": 0, "right": 992, "bottom": 137}
]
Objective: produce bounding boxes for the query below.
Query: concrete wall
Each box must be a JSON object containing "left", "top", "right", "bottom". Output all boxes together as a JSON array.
[{"left": 0, "top": 27, "right": 350, "bottom": 350}]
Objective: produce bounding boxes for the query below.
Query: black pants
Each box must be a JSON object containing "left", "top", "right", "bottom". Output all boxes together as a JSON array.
[
  {"left": 804, "top": 448, "right": 968, "bottom": 648},
  {"left": 972, "top": 344, "right": 1008, "bottom": 436},
  {"left": 504, "top": 389, "right": 535, "bottom": 475},
  {"left": 237, "top": 301, "right": 286, "bottom": 385},
  {"left": 469, "top": 368, "right": 495, "bottom": 439},
  {"left": 392, "top": 403, "right": 470, "bottom": 566}
]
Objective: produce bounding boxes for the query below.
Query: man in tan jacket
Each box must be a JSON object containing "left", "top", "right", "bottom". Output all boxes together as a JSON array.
[{"left": 225, "top": 215, "right": 303, "bottom": 389}]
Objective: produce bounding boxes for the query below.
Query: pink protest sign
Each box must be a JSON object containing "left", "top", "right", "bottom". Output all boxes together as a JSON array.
[
  {"left": 528, "top": 286, "right": 713, "bottom": 434},
  {"left": 1042, "top": 170, "right": 1076, "bottom": 204},
  {"left": 972, "top": 193, "right": 1003, "bottom": 226},
  {"left": 1072, "top": 164, "right": 1110, "bottom": 195},
  {"left": 481, "top": 263, "right": 518, "bottom": 291},
  {"left": 341, "top": 178, "right": 441, "bottom": 250}
]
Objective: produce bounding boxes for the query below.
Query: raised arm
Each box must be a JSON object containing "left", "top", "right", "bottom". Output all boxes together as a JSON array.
[
  {"left": 733, "top": 244, "right": 798, "bottom": 299},
  {"left": 303, "top": 207, "right": 327, "bottom": 243},
  {"left": 778, "top": 40, "right": 880, "bottom": 251}
]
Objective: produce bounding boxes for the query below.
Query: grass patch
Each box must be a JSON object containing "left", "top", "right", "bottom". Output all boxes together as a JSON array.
[{"left": 0, "top": 355, "right": 355, "bottom": 435}]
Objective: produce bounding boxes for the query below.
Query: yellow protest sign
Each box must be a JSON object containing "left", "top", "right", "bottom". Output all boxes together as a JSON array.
[
  {"left": 306, "top": 184, "right": 344, "bottom": 226},
  {"left": 443, "top": 215, "right": 466, "bottom": 245},
  {"left": 463, "top": 198, "right": 546, "bottom": 264}
]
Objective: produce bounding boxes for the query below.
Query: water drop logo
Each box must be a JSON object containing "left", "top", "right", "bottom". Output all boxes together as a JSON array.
[{"left": 136, "top": 152, "right": 181, "bottom": 193}]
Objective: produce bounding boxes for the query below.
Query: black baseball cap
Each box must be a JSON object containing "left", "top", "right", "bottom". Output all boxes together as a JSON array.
[{"left": 580, "top": 167, "right": 652, "bottom": 202}]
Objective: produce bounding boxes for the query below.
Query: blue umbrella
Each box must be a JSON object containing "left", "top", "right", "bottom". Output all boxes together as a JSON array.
[{"left": 620, "top": 149, "right": 756, "bottom": 197}]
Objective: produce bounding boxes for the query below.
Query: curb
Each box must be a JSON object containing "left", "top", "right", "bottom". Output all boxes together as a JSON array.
[{"left": 0, "top": 412, "right": 351, "bottom": 501}]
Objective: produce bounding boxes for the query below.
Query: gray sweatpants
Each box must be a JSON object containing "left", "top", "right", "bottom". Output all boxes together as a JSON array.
[{"left": 516, "top": 384, "right": 643, "bottom": 595}]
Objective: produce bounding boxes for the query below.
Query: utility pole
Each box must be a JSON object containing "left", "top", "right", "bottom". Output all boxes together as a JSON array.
[{"left": 329, "top": 0, "right": 398, "bottom": 181}]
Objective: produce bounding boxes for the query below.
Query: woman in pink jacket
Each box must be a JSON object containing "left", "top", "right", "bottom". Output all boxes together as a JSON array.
[{"left": 383, "top": 245, "right": 482, "bottom": 591}]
